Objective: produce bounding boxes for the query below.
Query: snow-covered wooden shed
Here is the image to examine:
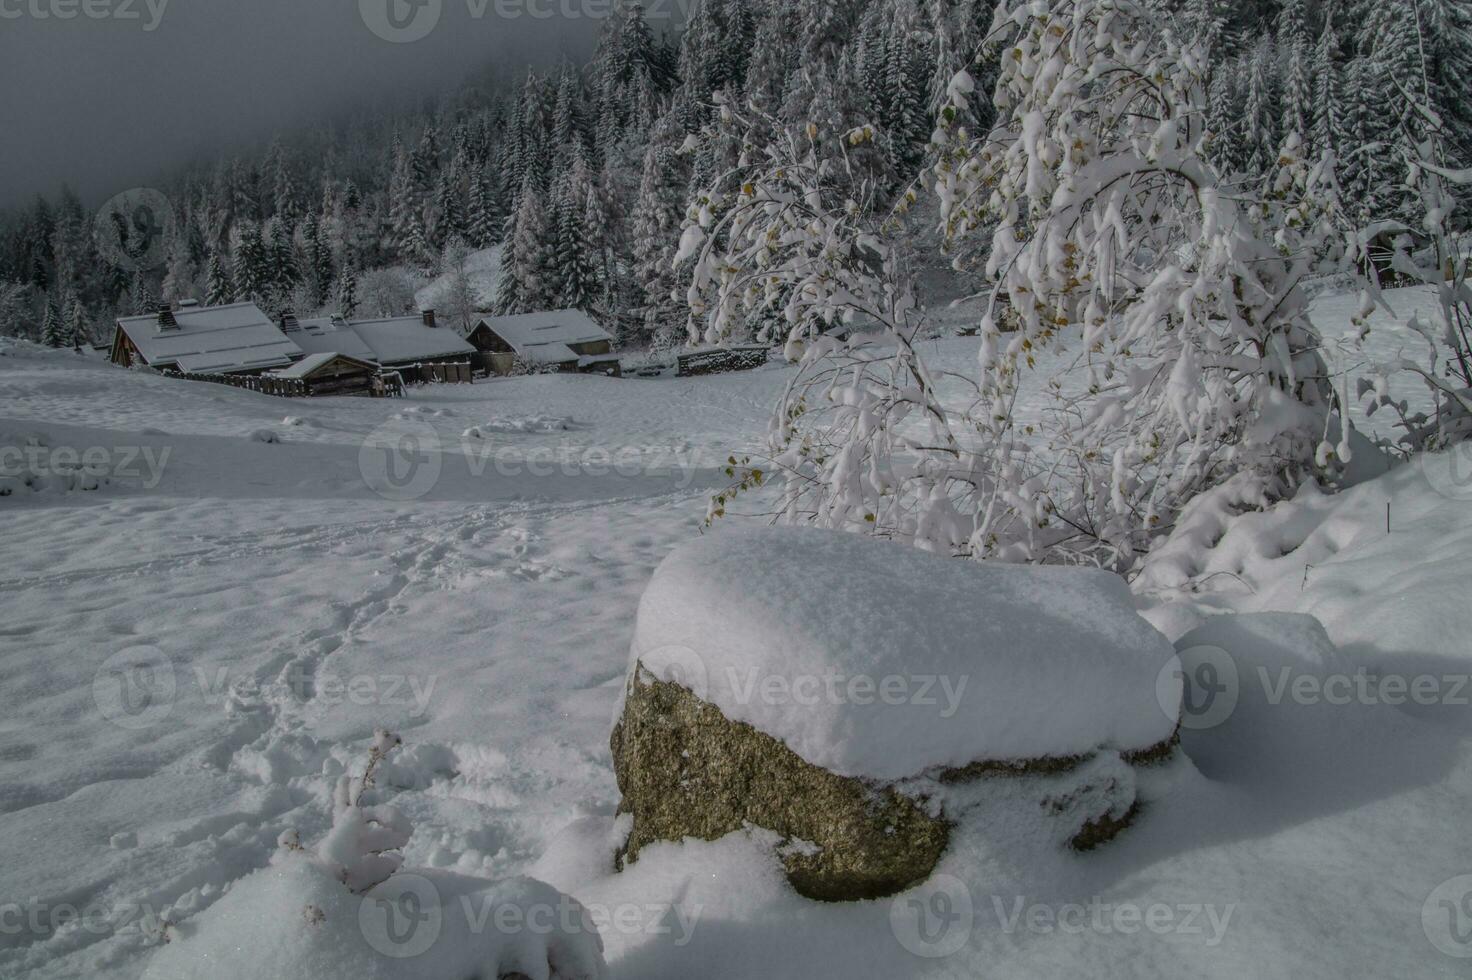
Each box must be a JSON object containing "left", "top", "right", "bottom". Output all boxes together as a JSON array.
[
  {"left": 470, "top": 310, "right": 621, "bottom": 377},
  {"left": 266, "top": 352, "right": 380, "bottom": 397}
]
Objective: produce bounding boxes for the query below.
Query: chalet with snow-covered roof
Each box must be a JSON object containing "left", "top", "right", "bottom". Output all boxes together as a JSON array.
[
  {"left": 111, "top": 301, "right": 301, "bottom": 375},
  {"left": 279, "top": 313, "right": 379, "bottom": 362},
  {"left": 348, "top": 310, "right": 478, "bottom": 373},
  {"left": 266, "top": 352, "right": 382, "bottom": 398},
  {"left": 469, "top": 310, "right": 621, "bottom": 378}
]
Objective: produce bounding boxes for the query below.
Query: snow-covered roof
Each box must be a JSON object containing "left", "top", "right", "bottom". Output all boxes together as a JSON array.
[
  {"left": 116, "top": 303, "right": 302, "bottom": 374},
  {"left": 285, "top": 317, "right": 379, "bottom": 362},
  {"left": 524, "top": 342, "right": 579, "bottom": 365},
  {"left": 348, "top": 316, "right": 477, "bottom": 365},
  {"left": 269, "top": 352, "right": 377, "bottom": 380},
  {"left": 476, "top": 310, "right": 613, "bottom": 355}
]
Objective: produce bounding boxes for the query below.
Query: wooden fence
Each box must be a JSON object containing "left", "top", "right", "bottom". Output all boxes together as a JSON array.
[
  {"left": 167, "top": 370, "right": 311, "bottom": 398},
  {"left": 393, "top": 361, "right": 475, "bottom": 386},
  {"left": 677, "top": 346, "right": 772, "bottom": 377},
  {"left": 167, "top": 370, "right": 406, "bottom": 399}
]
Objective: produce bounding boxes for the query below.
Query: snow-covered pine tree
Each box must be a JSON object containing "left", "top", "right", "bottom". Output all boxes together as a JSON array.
[
  {"left": 66, "top": 294, "right": 88, "bottom": 349},
  {"left": 267, "top": 218, "right": 300, "bottom": 310},
  {"left": 302, "top": 212, "right": 335, "bottom": 308},
  {"left": 41, "top": 297, "right": 64, "bottom": 347},
  {"left": 336, "top": 262, "right": 359, "bottom": 319},
  {"left": 1312, "top": 3, "right": 1345, "bottom": 160},
  {"left": 467, "top": 168, "right": 499, "bottom": 249},
  {"left": 205, "top": 249, "right": 233, "bottom": 307},
  {"left": 1242, "top": 39, "right": 1279, "bottom": 175},
  {"left": 1278, "top": 0, "right": 1312, "bottom": 146},
  {"left": 388, "top": 152, "right": 421, "bottom": 262},
  {"left": 553, "top": 156, "right": 601, "bottom": 314},
  {"left": 233, "top": 224, "right": 267, "bottom": 303},
  {"left": 630, "top": 115, "right": 691, "bottom": 347},
  {"left": 496, "top": 175, "right": 555, "bottom": 316},
  {"left": 433, "top": 165, "right": 466, "bottom": 249},
  {"left": 130, "top": 269, "right": 156, "bottom": 315}
]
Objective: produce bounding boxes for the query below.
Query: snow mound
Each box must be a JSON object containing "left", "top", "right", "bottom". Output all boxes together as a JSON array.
[
  {"left": 0, "top": 428, "right": 109, "bottom": 497},
  {"left": 249, "top": 429, "right": 283, "bottom": 444},
  {"left": 141, "top": 857, "right": 607, "bottom": 980},
  {"left": 630, "top": 528, "right": 1179, "bottom": 781},
  {"left": 466, "top": 415, "right": 580, "bottom": 439}
]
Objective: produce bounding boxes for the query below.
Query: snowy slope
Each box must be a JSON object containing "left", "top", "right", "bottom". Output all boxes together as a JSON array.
[{"left": 2, "top": 295, "right": 1471, "bottom": 978}]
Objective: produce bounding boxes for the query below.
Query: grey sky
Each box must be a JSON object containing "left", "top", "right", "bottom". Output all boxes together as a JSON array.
[{"left": 0, "top": 0, "right": 639, "bottom": 210}]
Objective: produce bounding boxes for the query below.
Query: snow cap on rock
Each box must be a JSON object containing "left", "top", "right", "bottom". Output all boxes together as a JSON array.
[{"left": 631, "top": 528, "right": 1179, "bottom": 781}]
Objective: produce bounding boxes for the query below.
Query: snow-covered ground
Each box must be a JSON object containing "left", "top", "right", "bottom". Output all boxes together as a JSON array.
[{"left": 2, "top": 288, "right": 1470, "bottom": 978}]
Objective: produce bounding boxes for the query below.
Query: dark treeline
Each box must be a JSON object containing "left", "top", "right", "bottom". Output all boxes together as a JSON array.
[{"left": 1, "top": 0, "right": 1468, "bottom": 350}]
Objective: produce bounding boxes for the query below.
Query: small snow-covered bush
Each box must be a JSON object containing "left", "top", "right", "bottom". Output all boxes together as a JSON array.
[
  {"left": 144, "top": 731, "right": 608, "bottom": 980},
  {"left": 683, "top": 0, "right": 1354, "bottom": 571}
]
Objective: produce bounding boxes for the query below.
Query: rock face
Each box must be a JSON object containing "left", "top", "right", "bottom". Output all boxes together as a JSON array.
[
  {"left": 612, "top": 671, "right": 951, "bottom": 902},
  {"left": 612, "top": 528, "right": 1183, "bottom": 902},
  {"left": 612, "top": 667, "right": 1178, "bottom": 902}
]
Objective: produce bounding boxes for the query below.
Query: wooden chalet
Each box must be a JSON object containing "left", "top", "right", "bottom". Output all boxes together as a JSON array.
[
  {"left": 467, "top": 310, "right": 622, "bottom": 378},
  {"left": 111, "top": 301, "right": 300, "bottom": 375},
  {"left": 267, "top": 352, "right": 381, "bottom": 397}
]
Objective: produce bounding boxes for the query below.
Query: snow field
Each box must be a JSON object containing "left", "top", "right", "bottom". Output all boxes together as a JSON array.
[{"left": 1, "top": 289, "right": 1471, "bottom": 977}]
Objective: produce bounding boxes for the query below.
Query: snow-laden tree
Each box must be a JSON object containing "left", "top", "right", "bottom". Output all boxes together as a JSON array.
[
  {"left": 687, "top": 0, "right": 1352, "bottom": 569},
  {"left": 439, "top": 236, "right": 479, "bottom": 333},
  {"left": 929, "top": 0, "right": 1352, "bottom": 566},
  {"left": 1311, "top": 4, "right": 1345, "bottom": 160},
  {"left": 495, "top": 175, "right": 557, "bottom": 316},
  {"left": 1351, "top": 98, "right": 1472, "bottom": 448},
  {"left": 336, "top": 261, "right": 359, "bottom": 319},
  {"left": 41, "top": 297, "right": 65, "bottom": 347},
  {"left": 204, "top": 250, "right": 233, "bottom": 307},
  {"left": 65, "top": 294, "right": 89, "bottom": 349}
]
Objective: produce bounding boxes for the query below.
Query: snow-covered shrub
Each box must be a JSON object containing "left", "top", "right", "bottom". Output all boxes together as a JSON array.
[
  {"left": 1350, "top": 99, "right": 1472, "bottom": 451},
  {"left": 684, "top": 1, "right": 1352, "bottom": 570}
]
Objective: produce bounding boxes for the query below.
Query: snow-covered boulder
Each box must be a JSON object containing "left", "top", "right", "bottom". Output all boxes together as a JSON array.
[
  {"left": 141, "top": 856, "right": 608, "bottom": 980},
  {"left": 612, "top": 528, "right": 1180, "bottom": 901}
]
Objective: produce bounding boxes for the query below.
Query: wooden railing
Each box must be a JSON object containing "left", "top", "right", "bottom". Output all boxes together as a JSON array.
[
  {"left": 166, "top": 370, "right": 310, "bottom": 398},
  {"left": 677, "top": 346, "right": 772, "bottom": 377}
]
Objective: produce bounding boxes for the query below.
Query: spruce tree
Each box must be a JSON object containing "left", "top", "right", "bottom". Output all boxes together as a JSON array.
[
  {"left": 337, "top": 262, "right": 359, "bottom": 319},
  {"left": 205, "top": 250, "right": 233, "bottom": 307},
  {"left": 496, "top": 175, "right": 555, "bottom": 315},
  {"left": 66, "top": 294, "right": 88, "bottom": 349},
  {"left": 1312, "top": 4, "right": 1345, "bottom": 159},
  {"left": 1278, "top": 0, "right": 1311, "bottom": 142},
  {"left": 41, "top": 297, "right": 65, "bottom": 347},
  {"left": 467, "top": 169, "right": 499, "bottom": 249}
]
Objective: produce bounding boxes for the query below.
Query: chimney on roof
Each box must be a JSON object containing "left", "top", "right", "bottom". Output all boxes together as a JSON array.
[
  {"left": 281, "top": 310, "right": 300, "bottom": 332},
  {"left": 157, "top": 305, "right": 178, "bottom": 330},
  {"left": 422, "top": 309, "right": 436, "bottom": 328}
]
